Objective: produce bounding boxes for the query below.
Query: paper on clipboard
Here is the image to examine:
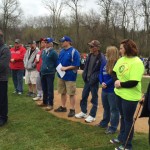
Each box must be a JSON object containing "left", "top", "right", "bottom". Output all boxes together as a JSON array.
[{"left": 56, "top": 63, "right": 66, "bottom": 78}]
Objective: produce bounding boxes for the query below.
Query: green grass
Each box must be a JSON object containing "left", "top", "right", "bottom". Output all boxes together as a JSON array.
[{"left": 0, "top": 76, "right": 149, "bottom": 150}]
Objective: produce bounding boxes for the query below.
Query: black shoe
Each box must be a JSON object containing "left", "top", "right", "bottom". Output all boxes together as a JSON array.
[
  {"left": 0, "top": 119, "right": 7, "bottom": 127},
  {"left": 54, "top": 106, "right": 67, "bottom": 112},
  {"left": 26, "top": 92, "right": 33, "bottom": 97},
  {"left": 30, "top": 93, "right": 36, "bottom": 98},
  {"left": 68, "top": 109, "right": 75, "bottom": 117}
]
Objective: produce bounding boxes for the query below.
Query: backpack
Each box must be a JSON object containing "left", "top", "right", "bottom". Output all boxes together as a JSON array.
[{"left": 71, "top": 48, "right": 76, "bottom": 62}]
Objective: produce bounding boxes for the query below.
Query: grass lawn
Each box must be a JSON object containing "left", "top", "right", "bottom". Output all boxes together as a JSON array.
[{"left": 0, "top": 75, "right": 149, "bottom": 150}]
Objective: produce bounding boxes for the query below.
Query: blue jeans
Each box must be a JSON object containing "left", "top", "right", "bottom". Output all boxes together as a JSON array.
[
  {"left": 100, "top": 91, "right": 119, "bottom": 131},
  {"left": 116, "top": 95, "right": 138, "bottom": 149},
  {"left": 12, "top": 70, "right": 24, "bottom": 93},
  {"left": 80, "top": 81, "right": 99, "bottom": 117},
  {"left": 41, "top": 74, "right": 55, "bottom": 106}
]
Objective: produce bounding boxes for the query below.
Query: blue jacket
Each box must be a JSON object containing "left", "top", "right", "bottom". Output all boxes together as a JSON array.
[
  {"left": 41, "top": 48, "right": 58, "bottom": 75},
  {"left": 99, "top": 60, "right": 115, "bottom": 93}
]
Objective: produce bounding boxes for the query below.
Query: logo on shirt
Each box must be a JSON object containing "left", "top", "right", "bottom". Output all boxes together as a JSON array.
[{"left": 119, "top": 65, "right": 125, "bottom": 73}]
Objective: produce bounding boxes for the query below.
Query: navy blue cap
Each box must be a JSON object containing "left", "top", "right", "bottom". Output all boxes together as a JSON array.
[{"left": 59, "top": 36, "right": 72, "bottom": 42}]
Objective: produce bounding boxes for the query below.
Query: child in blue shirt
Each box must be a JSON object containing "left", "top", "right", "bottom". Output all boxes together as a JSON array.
[{"left": 97, "top": 46, "right": 119, "bottom": 134}]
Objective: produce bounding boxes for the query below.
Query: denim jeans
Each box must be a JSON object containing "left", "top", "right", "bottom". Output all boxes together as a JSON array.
[
  {"left": 12, "top": 70, "right": 24, "bottom": 93},
  {"left": 80, "top": 81, "right": 99, "bottom": 117},
  {"left": 0, "top": 81, "right": 8, "bottom": 121},
  {"left": 100, "top": 91, "right": 119, "bottom": 131},
  {"left": 41, "top": 74, "right": 55, "bottom": 106},
  {"left": 116, "top": 95, "right": 138, "bottom": 149}
]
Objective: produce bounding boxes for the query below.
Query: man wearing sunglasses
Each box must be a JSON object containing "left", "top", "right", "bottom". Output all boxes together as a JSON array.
[{"left": 75, "top": 40, "right": 106, "bottom": 123}]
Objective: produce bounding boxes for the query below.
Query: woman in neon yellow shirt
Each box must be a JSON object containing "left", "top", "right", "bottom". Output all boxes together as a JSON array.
[{"left": 110, "top": 39, "right": 144, "bottom": 150}]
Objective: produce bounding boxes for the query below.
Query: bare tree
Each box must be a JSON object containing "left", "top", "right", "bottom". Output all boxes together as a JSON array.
[
  {"left": 97, "top": 0, "right": 113, "bottom": 29},
  {"left": 128, "top": 0, "right": 140, "bottom": 40},
  {"left": 110, "top": 2, "right": 122, "bottom": 43},
  {"left": 141, "top": 0, "right": 150, "bottom": 51},
  {"left": 64, "top": 0, "right": 83, "bottom": 49},
  {"left": 42, "top": 0, "right": 64, "bottom": 37},
  {"left": 119, "top": 0, "right": 130, "bottom": 38},
  {"left": 0, "top": 0, "right": 22, "bottom": 41}
]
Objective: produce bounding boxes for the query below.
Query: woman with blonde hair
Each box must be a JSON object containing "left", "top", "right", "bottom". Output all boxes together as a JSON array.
[{"left": 96, "top": 46, "right": 119, "bottom": 134}]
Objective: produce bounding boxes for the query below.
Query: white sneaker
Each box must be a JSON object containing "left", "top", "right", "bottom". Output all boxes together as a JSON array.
[
  {"left": 39, "top": 96, "right": 43, "bottom": 101},
  {"left": 75, "top": 112, "right": 88, "bottom": 118},
  {"left": 18, "top": 92, "right": 22, "bottom": 95},
  {"left": 32, "top": 97, "right": 41, "bottom": 101},
  {"left": 85, "top": 115, "right": 96, "bottom": 123}
]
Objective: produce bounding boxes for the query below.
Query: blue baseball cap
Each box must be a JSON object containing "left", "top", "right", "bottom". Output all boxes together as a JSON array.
[
  {"left": 59, "top": 36, "right": 72, "bottom": 42},
  {"left": 45, "top": 38, "right": 54, "bottom": 43}
]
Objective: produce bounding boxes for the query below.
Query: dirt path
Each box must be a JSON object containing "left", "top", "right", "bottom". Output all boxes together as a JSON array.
[{"left": 37, "top": 88, "right": 149, "bottom": 133}]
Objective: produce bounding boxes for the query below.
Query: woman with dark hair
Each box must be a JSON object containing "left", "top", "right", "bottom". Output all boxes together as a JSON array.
[{"left": 110, "top": 39, "right": 144, "bottom": 150}]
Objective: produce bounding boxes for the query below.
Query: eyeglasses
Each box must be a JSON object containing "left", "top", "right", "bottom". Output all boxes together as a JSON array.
[{"left": 89, "top": 45, "right": 95, "bottom": 48}]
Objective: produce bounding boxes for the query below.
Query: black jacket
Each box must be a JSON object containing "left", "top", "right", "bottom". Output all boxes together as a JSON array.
[
  {"left": 140, "top": 82, "right": 150, "bottom": 117},
  {"left": 82, "top": 52, "right": 105, "bottom": 85},
  {"left": 0, "top": 44, "right": 11, "bottom": 81}
]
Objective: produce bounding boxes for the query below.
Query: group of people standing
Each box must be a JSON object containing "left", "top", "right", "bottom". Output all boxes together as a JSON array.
[{"left": 0, "top": 28, "right": 145, "bottom": 150}]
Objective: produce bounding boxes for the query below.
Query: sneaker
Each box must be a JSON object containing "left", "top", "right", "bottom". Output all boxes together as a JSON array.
[
  {"left": 54, "top": 106, "right": 67, "bottom": 112},
  {"left": 0, "top": 119, "right": 7, "bottom": 127},
  {"left": 37, "top": 102, "right": 47, "bottom": 107},
  {"left": 115, "top": 145, "right": 132, "bottom": 150},
  {"left": 75, "top": 112, "right": 88, "bottom": 118},
  {"left": 45, "top": 105, "right": 53, "bottom": 111},
  {"left": 39, "top": 96, "right": 43, "bottom": 101},
  {"left": 31, "top": 93, "right": 36, "bottom": 98},
  {"left": 12, "top": 91, "right": 17, "bottom": 94},
  {"left": 110, "top": 138, "right": 120, "bottom": 144},
  {"left": 26, "top": 92, "right": 33, "bottom": 97},
  {"left": 95, "top": 123, "right": 108, "bottom": 128},
  {"left": 105, "top": 129, "right": 116, "bottom": 134},
  {"left": 32, "top": 97, "right": 41, "bottom": 101},
  {"left": 17, "top": 92, "right": 22, "bottom": 95},
  {"left": 85, "top": 115, "right": 96, "bottom": 123},
  {"left": 68, "top": 109, "right": 75, "bottom": 117}
]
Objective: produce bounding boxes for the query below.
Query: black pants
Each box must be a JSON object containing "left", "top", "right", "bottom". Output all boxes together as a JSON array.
[{"left": 0, "top": 81, "right": 8, "bottom": 121}]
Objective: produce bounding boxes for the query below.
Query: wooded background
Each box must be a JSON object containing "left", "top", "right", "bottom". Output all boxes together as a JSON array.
[{"left": 0, "top": 0, "right": 150, "bottom": 56}]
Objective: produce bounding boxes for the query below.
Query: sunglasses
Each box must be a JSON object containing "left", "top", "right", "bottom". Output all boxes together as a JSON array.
[
  {"left": 45, "top": 41, "right": 50, "bottom": 44},
  {"left": 89, "top": 45, "right": 95, "bottom": 48}
]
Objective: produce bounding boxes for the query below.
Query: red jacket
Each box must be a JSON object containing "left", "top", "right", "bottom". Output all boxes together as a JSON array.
[
  {"left": 10, "top": 46, "right": 26, "bottom": 70},
  {"left": 36, "top": 49, "right": 44, "bottom": 72}
]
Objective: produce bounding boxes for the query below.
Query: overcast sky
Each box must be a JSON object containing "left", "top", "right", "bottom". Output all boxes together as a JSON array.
[{"left": 20, "top": 0, "right": 98, "bottom": 17}]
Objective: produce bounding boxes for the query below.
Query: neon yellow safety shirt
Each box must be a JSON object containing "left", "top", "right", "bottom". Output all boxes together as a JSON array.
[{"left": 113, "top": 56, "right": 144, "bottom": 101}]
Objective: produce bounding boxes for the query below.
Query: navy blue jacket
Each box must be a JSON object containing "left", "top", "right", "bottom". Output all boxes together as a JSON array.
[{"left": 82, "top": 52, "right": 106, "bottom": 85}]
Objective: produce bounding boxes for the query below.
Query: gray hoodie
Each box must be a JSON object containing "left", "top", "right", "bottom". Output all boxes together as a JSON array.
[{"left": 24, "top": 47, "right": 39, "bottom": 70}]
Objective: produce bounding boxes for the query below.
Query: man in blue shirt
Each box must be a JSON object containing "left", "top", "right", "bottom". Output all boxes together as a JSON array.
[{"left": 54, "top": 36, "right": 80, "bottom": 117}]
